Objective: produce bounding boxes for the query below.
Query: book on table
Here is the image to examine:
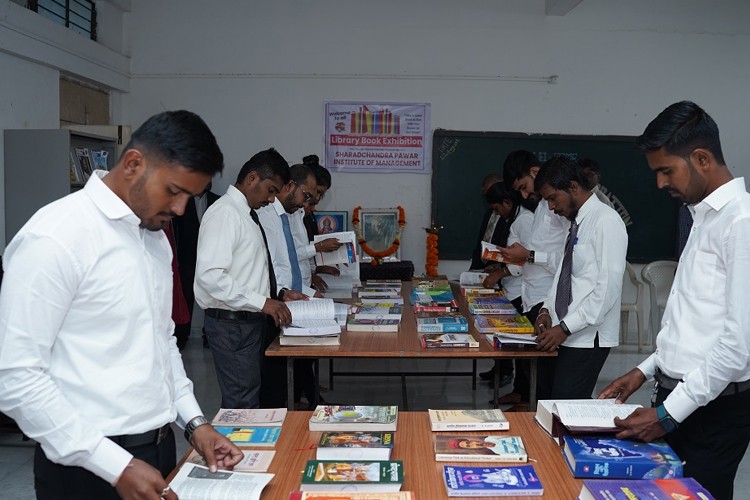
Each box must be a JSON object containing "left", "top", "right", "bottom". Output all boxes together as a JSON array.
[
  {"left": 300, "top": 460, "right": 404, "bottom": 492},
  {"left": 534, "top": 399, "right": 642, "bottom": 437},
  {"left": 416, "top": 314, "right": 469, "bottom": 333},
  {"left": 360, "top": 296, "right": 405, "bottom": 305},
  {"left": 346, "top": 318, "right": 401, "bottom": 332},
  {"left": 317, "top": 431, "right": 394, "bottom": 461},
  {"left": 435, "top": 435, "right": 527, "bottom": 462},
  {"left": 562, "top": 435, "right": 683, "bottom": 479},
  {"left": 186, "top": 449, "right": 275, "bottom": 472},
  {"left": 279, "top": 333, "right": 341, "bottom": 346},
  {"left": 309, "top": 405, "right": 398, "bottom": 431},
  {"left": 350, "top": 302, "right": 403, "bottom": 320},
  {"left": 211, "top": 408, "right": 287, "bottom": 427},
  {"left": 410, "top": 277, "right": 458, "bottom": 312},
  {"left": 169, "top": 463, "right": 273, "bottom": 500},
  {"left": 289, "top": 493, "right": 414, "bottom": 500},
  {"left": 282, "top": 298, "right": 348, "bottom": 336},
  {"left": 459, "top": 271, "right": 489, "bottom": 286},
  {"left": 365, "top": 279, "right": 403, "bottom": 286},
  {"left": 474, "top": 315, "right": 535, "bottom": 333},
  {"left": 578, "top": 477, "right": 714, "bottom": 500},
  {"left": 314, "top": 231, "right": 358, "bottom": 266},
  {"left": 442, "top": 464, "right": 543, "bottom": 497},
  {"left": 319, "top": 273, "right": 356, "bottom": 299},
  {"left": 428, "top": 409, "right": 509, "bottom": 431},
  {"left": 213, "top": 426, "right": 280, "bottom": 446},
  {"left": 489, "top": 333, "right": 538, "bottom": 350},
  {"left": 468, "top": 297, "right": 518, "bottom": 315},
  {"left": 358, "top": 287, "right": 401, "bottom": 298},
  {"left": 420, "top": 333, "right": 479, "bottom": 348}
]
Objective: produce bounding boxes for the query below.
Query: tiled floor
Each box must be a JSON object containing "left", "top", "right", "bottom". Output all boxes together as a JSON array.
[{"left": 1, "top": 330, "right": 748, "bottom": 498}]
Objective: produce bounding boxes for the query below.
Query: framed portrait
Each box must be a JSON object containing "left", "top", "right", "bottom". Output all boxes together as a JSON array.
[
  {"left": 315, "top": 211, "right": 348, "bottom": 235},
  {"left": 358, "top": 208, "right": 401, "bottom": 262}
]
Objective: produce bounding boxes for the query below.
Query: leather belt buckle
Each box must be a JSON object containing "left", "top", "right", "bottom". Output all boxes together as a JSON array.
[{"left": 156, "top": 423, "right": 170, "bottom": 445}]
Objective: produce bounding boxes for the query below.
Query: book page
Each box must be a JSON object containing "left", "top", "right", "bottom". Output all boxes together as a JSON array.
[
  {"left": 170, "top": 463, "right": 273, "bottom": 500},
  {"left": 459, "top": 271, "right": 488, "bottom": 286},
  {"left": 286, "top": 298, "right": 335, "bottom": 321},
  {"left": 555, "top": 402, "right": 641, "bottom": 429},
  {"left": 314, "top": 231, "right": 358, "bottom": 266}
]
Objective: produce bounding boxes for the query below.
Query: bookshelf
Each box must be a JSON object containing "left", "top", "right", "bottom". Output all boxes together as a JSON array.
[{"left": 3, "top": 127, "right": 128, "bottom": 243}]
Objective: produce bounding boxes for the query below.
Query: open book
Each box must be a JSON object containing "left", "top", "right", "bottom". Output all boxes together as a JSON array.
[
  {"left": 170, "top": 463, "right": 273, "bottom": 500},
  {"left": 283, "top": 298, "right": 348, "bottom": 336},
  {"left": 314, "top": 231, "right": 358, "bottom": 266},
  {"left": 535, "top": 399, "right": 642, "bottom": 439}
]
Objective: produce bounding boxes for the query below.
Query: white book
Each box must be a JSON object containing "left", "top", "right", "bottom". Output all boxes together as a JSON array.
[
  {"left": 314, "top": 231, "right": 358, "bottom": 266},
  {"left": 428, "top": 409, "right": 509, "bottom": 431},
  {"left": 534, "top": 399, "right": 641, "bottom": 439},
  {"left": 279, "top": 334, "right": 340, "bottom": 346},
  {"left": 459, "top": 271, "right": 489, "bottom": 286},
  {"left": 169, "top": 463, "right": 273, "bottom": 500},
  {"left": 283, "top": 298, "right": 342, "bottom": 336},
  {"left": 212, "top": 408, "right": 287, "bottom": 427}
]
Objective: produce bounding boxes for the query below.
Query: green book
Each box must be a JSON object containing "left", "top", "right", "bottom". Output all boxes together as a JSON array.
[{"left": 300, "top": 460, "right": 404, "bottom": 492}]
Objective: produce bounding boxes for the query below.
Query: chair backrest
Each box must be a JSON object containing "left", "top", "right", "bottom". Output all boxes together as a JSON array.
[
  {"left": 621, "top": 261, "right": 643, "bottom": 306},
  {"left": 641, "top": 260, "right": 678, "bottom": 307}
]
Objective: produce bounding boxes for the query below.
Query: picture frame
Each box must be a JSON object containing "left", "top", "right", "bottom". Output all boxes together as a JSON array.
[
  {"left": 358, "top": 208, "right": 401, "bottom": 262},
  {"left": 315, "top": 211, "right": 348, "bottom": 235}
]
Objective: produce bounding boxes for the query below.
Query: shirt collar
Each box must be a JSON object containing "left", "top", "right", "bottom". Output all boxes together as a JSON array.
[
  {"left": 574, "top": 191, "right": 599, "bottom": 225},
  {"left": 692, "top": 177, "right": 746, "bottom": 216},
  {"left": 226, "top": 184, "right": 251, "bottom": 211},
  {"left": 272, "top": 197, "right": 287, "bottom": 217},
  {"left": 84, "top": 170, "right": 141, "bottom": 226}
]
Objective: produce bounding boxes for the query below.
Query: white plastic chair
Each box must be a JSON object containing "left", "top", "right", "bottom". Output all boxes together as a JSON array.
[
  {"left": 620, "top": 262, "right": 646, "bottom": 352},
  {"left": 641, "top": 260, "right": 678, "bottom": 352}
]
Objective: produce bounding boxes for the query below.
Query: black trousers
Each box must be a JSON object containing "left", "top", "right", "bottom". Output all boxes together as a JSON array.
[
  {"left": 260, "top": 319, "right": 287, "bottom": 408},
  {"left": 34, "top": 427, "right": 176, "bottom": 500},
  {"left": 510, "top": 302, "right": 545, "bottom": 398},
  {"left": 655, "top": 383, "right": 750, "bottom": 500},
  {"left": 538, "top": 334, "right": 610, "bottom": 400}
]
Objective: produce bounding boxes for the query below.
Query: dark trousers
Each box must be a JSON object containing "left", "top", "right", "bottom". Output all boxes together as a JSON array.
[
  {"left": 34, "top": 427, "right": 176, "bottom": 500},
  {"left": 204, "top": 314, "right": 266, "bottom": 409},
  {"left": 511, "top": 302, "right": 545, "bottom": 399},
  {"left": 538, "top": 334, "right": 610, "bottom": 400},
  {"left": 294, "top": 359, "right": 318, "bottom": 406},
  {"left": 654, "top": 383, "right": 750, "bottom": 500},
  {"left": 260, "top": 319, "right": 287, "bottom": 408}
]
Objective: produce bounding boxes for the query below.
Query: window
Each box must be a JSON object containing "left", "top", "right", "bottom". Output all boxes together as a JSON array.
[{"left": 25, "top": 0, "right": 97, "bottom": 40}]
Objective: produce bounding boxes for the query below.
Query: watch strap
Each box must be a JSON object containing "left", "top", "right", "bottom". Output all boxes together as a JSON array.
[
  {"left": 184, "top": 415, "right": 209, "bottom": 443},
  {"left": 656, "top": 404, "right": 678, "bottom": 433}
]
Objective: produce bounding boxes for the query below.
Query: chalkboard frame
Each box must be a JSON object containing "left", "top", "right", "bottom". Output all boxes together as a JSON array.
[{"left": 431, "top": 129, "right": 679, "bottom": 263}]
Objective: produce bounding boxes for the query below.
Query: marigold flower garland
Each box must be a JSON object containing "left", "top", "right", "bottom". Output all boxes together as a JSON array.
[
  {"left": 425, "top": 222, "right": 442, "bottom": 277},
  {"left": 352, "top": 206, "right": 406, "bottom": 266}
]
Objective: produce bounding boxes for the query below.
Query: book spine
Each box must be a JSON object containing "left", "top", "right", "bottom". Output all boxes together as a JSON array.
[
  {"left": 436, "top": 453, "right": 525, "bottom": 462},
  {"left": 417, "top": 323, "right": 469, "bottom": 333},
  {"left": 414, "top": 305, "right": 458, "bottom": 312},
  {"left": 432, "top": 423, "right": 510, "bottom": 431}
]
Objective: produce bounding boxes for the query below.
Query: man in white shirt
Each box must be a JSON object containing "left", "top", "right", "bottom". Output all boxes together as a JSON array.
[
  {"left": 533, "top": 156, "right": 628, "bottom": 399},
  {"left": 600, "top": 101, "right": 750, "bottom": 500},
  {"left": 195, "top": 148, "right": 294, "bottom": 410},
  {"left": 0, "top": 111, "right": 242, "bottom": 500}
]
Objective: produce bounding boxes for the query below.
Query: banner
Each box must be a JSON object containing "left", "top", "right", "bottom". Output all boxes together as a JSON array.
[{"left": 325, "top": 102, "right": 431, "bottom": 174}]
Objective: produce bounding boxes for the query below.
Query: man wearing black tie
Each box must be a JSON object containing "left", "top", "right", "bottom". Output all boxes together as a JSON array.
[
  {"left": 194, "top": 148, "right": 293, "bottom": 409},
  {"left": 533, "top": 156, "right": 627, "bottom": 400}
]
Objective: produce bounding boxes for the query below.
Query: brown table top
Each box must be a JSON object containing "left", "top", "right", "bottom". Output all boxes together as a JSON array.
[
  {"left": 266, "top": 282, "right": 557, "bottom": 360},
  {"left": 170, "top": 411, "right": 581, "bottom": 499}
]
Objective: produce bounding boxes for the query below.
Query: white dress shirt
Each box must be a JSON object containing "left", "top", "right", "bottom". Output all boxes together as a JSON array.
[
  {"left": 502, "top": 206, "right": 534, "bottom": 300},
  {"left": 291, "top": 208, "right": 316, "bottom": 288},
  {"left": 258, "top": 200, "right": 315, "bottom": 297},
  {"left": 543, "top": 194, "right": 628, "bottom": 349},
  {"left": 0, "top": 171, "right": 202, "bottom": 485},
  {"left": 638, "top": 177, "right": 750, "bottom": 423},
  {"left": 520, "top": 198, "right": 569, "bottom": 312},
  {"left": 194, "top": 185, "right": 272, "bottom": 312}
]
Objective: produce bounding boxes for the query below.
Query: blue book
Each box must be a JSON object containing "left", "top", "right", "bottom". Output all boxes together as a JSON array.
[
  {"left": 579, "top": 477, "right": 714, "bottom": 500},
  {"left": 442, "top": 464, "right": 543, "bottom": 497},
  {"left": 562, "top": 435, "right": 683, "bottom": 479},
  {"left": 416, "top": 316, "right": 469, "bottom": 333},
  {"left": 214, "top": 426, "right": 281, "bottom": 447}
]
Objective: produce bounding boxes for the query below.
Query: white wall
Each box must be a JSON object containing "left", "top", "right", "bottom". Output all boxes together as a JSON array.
[{"left": 2, "top": 0, "right": 750, "bottom": 271}]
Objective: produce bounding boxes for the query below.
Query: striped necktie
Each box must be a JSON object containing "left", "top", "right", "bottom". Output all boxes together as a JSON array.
[{"left": 555, "top": 220, "right": 578, "bottom": 319}]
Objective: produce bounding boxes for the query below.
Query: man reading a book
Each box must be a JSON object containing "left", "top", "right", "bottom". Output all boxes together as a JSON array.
[
  {"left": 0, "top": 111, "right": 243, "bottom": 500},
  {"left": 599, "top": 101, "right": 750, "bottom": 500}
]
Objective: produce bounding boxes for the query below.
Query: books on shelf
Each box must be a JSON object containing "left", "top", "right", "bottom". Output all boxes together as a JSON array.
[
  {"left": 213, "top": 426, "right": 281, "bottom": 447},
  {"left": 474, "top": 315, "right": 534, "bottom": 334},
  {"left": 534, "top": 399, "right": 642, "bottom": 437},
  {"left": 186, "top": 449, "right": 275, "bottom": 472},
  {"left": 347, "top": 318, "right": 401, "bottom": 332},
  {"left": 170, "top": 463, "right": 273, "bottom": 500},
  {"left": 212, "top": 408, "right": 287, "bottom": 427},
  {"left": 283, "top": 298, "right": 347, "bottom": 336},
  {"left": 468, "top": 297, "right": 518, "bottom": 315},
  {"left": 314, "top": 231, "right": 358, "bottom": 266},
  {"left": 279, "top": 334, "right": 341, "bottom": 346},
  {"left": 562, "top": 435, "right": 683, "bottom": 479},
  {"left": 428, "top": 409, "right": 509, "bottom": 431},
  {"left": 442, "top": 465, "right": 543, "bottom": 497},
  {"left": 350, "top": 303, "right": 403, "bottom": 320},
  {"left": 289, "top": 493, "right": 414, "bottom": 500},
  {"left": 300, "top": 460, "right": 404, "bottom": 492},
  {"left": 578, "top": 477, "right": 714, "bottom": 500},
  {"left": 309, "top": 406, "right": 399, "bottom": 432},
  {"left": 420, "top": 333, "right": 479, "bottom": 348},
  {"left": 416, "top": 314, "right": 469, "bottom": 333},
  {"left": 317, "top": 431, "right": 394, "bottom": 461},
  {"left": 435, "top": 435, "right": 527, "bottom": 462}
]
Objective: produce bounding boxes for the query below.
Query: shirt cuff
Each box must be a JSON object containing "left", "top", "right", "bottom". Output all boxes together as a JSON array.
[
  {"left": 533, "top": 250, "right": 549, "bottom": 264},
  {"left": 247, "top": 292, "right": 268, "bottom": 312},
  {"left": 507, "top": 263, "right": 523, "bottom": 276},
  {"left": 82, "top": 438, "right": 134, "bottom": 486},
  {"left": 302, "top": 243, "right": 316, "bottom": 259},
  {"left": 175, "top": 395, "right": 203, "bottom": 428},
  {"left": 636, "top": 356, "right": 657, "bottom": 380},
  {"left": 561, "top": 312, "right": 586, "bottom": 334},
  {"left": 302, "top": 285, "right": 316, "bottom": 297},
  {"left": 663, "top": 386, "right": 696, "bottom": 423}
]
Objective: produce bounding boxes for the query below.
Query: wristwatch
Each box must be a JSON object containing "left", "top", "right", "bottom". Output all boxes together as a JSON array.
[
  {"left": 656, "top": 404, "right": 679, "bottom": 433},
  {"left": 278, "top": 288, "right": 288, "bottom": 301},
  {"left": 526, "top": 250, "right": 535, "bottom": 263},
  {"left": 559, "top": 320, "right": 572, "bottom": 336},
  {"left": 184, "top": 415, "right": 209, "bottom": 443}
]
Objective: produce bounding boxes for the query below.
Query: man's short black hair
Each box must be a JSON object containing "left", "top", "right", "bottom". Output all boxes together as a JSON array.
[
  {"left": 534, "top": 155, "right": 588, "bottom": 192},
  {"left": 502, "top": 150, "right": 540, "bottom": 187},
  {"left": 124, "top": 110, "right": 224, "bottom": 176},
  {"left": 303, "top": 155, "right": 332, "bottom": 189},
  {"left": 236, "top": 148, "right": 290, "bottom": 185},
  {"left": 484, "top": 181, "right": 519, "bottom": 206},
  {"left": 290, "top": 163, "right": 314, "bottom": 185},
  {"left": 636, "top": 100, "right": 725, "bottom": 165}
]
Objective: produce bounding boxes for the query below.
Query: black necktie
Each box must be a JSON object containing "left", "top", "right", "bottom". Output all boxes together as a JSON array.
[
  {"left": 250, "top": 209, "right": 278, "bottom": 300},
  {"left": 555, "top": 220, "right": 579, "bottom": 319}
]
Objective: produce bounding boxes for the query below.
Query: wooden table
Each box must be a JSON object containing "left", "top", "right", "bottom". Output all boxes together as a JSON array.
[
  {"left": 169, "top": 411, "right": 582, "bottom": 498},
  {"left": 267, "top": 283, "right": 556, "bottom": 411}
]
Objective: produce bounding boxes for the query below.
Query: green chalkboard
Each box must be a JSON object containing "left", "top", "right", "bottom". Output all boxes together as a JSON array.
[{"left": 431, "top": 130, "right": 679, "bottom": 263}]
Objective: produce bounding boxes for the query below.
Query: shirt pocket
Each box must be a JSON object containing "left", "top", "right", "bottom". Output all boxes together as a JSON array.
[{"left": 683, "top": 250, "right": 718, "bottom": 300}]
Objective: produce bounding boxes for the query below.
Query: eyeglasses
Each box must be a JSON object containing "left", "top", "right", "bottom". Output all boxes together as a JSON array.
[{"left": 294, "top": 182, "right": 314, "bottom": 203}]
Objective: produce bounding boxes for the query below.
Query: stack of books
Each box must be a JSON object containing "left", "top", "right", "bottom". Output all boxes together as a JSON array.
[
  {"left": 410, "top": 277, "right": 458, "bottom": 313},
  {"left": 458, "top": 271, "right": 496, "bottom": 296},
  {"left": 348, "top": 302, "right": 403, "bottom": 332},
  {"left": 467, "top": 295, "right": 517, "bottom": 315},
  {"left": 474, "top": 314, "right": 534, "bottom": 334},
  {"left": 357, "top": 282, "right": 404, "bottom": 304},
  {"left": 415, "top": 312, "right": 469, "bottom": 333},
  {"left": 211, "top": 407, "right": 287, "bottom": 448}
]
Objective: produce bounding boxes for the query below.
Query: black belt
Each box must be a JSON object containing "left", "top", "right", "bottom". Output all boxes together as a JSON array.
[
  {"left": 108, "top": 423, "right": 170, "bottom": 448},
  {"left": 205, "top": 308, "right": 263, "bottom": 321},
  {"left": 654, "top": 368, "right": 750, "bottom": 397}
]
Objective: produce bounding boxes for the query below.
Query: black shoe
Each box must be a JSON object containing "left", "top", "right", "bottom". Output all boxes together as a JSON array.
[
  {"left": 479, "top": 368, "right": 496, "bottom": 381},
  {"left": 498, "top": 374, "right": 513, "bottom": 387}
]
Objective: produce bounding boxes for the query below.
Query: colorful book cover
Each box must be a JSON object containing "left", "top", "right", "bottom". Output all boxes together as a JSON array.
[
  {"left": 346, "top": 318, "right": 401, "bottom": 332},
  {"left": 420, "top": 333, "right": 479, "bottom": 348},
  {"left": 475, "top": 315, "right": 534, "bottom": 334},
  {"left": 186, "top": 449, "right": 275, "bottom": 472},
  {"left": 428, "top": 409, "right": 509, "bottom": 431},
  {"left": 309, "top": 405, "right": 398, "bottom": 431},
  {"left": 300, "top": 460, "right": 403, "bottom": 491},
  {"left": 468, "top": 297, "right": 517, "bottom": 315},
  {"left": 443, "top": 465, "right": 543, "bottom": 497},
  {"left": 562, "top": 435, "right": 684, "bottom": 479},
  {"left": 579, "top": 477, "right": 714, "bottom": 500},
  {"left": 213, "top": 426, "right": 281, "bottom": 447},
  {"left": 289, "top": 493, "right": 414, "bottom": 500},
  {"left": 317, "top": 432, "right": 394, "bottom": 461},
  {"left": 350, "top": 303, "right": 403, "bottom": 320},
  {"left": 435, "top": 435, "right": 527, "bottom": 462},
  {"left": 212, "top": 408, "right": 287, "bottom": 427},
  {"left": 416, "top": 317, "right": 470, "bottom": 333}
]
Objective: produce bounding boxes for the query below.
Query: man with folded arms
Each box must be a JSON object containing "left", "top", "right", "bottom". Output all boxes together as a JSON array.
[
  {"left": 600, "top": 101, "right": 750, "bottom": 500},
  {"left": 0, "top": 111, "right": 242, "bottom": 499}
]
